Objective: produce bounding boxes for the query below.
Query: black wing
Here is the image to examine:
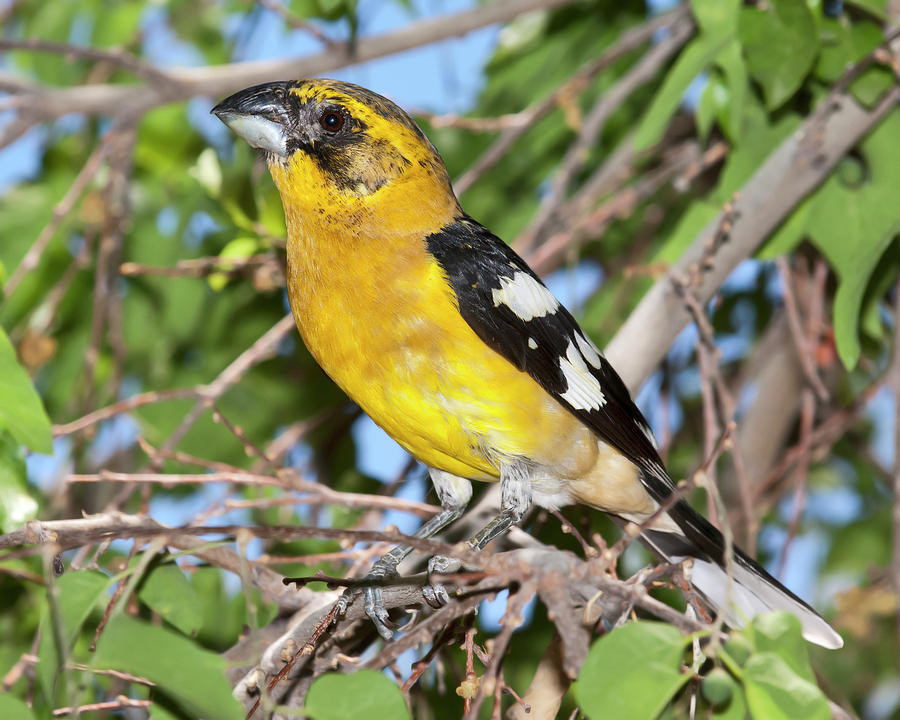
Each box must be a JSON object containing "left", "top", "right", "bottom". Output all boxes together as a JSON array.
[
  {"left": 426, "top": 217, "right": 843, "bottom": 639},
  {"left": 425, "top": 217, "right": 727, "bottom": 561}
]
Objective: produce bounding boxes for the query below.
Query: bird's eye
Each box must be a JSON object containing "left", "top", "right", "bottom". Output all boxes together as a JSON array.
[{"left": 319, "top": 111, "right": 345, "bottom": 132}]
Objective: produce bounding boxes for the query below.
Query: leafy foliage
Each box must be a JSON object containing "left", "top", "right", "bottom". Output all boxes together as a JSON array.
[
  {"left": 93, "top": 615, "right": 244, "bottom": 719},
  {"left": 574, "top": 615, "right": 833, "bottom": 719},
  {"left": 304, "top": 670, "right": 412, "bottom": 720},
  {"left": 0, "top": 328, "right": 52, "bottom": 453},
  {"left": 574, "top": 621, "right": 691, "bottom": 719}
]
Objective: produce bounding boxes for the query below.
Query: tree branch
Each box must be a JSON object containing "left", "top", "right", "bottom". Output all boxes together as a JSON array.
[
  {"left": 606, "top": 86, "right": 900, "bottom": 389},
  {"left": 2, "top": 0, "right": 580, "bottom": 120}
]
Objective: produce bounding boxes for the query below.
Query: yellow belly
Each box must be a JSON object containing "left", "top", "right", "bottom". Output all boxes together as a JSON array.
[
  {"left": 284, "top": 226, "right": 653, "bottom": 515},
  {"left": 285, "top": 230, "right": 578, "bottom": 480}
]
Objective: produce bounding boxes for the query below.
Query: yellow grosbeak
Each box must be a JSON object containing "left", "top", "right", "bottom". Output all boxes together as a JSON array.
[{"left": 212, "top": 79, "right": 841, "bottom": 648}]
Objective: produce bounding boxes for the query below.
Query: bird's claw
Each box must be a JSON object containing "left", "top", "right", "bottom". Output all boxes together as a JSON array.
[
  {"left": 364, "top": 586, "right": 397, "bottom": 640},
  {"left": 333, "top": 588, "right": 353, "bottom": 619},
  {"left": 428, "top": 553, "right": 463, "bottom": 575},
  {"left": 331, "top": 555, "right": 465, "bottom": 638},
  {"left": 422, "top": 582, "right": 450, "bottom": 608},
  {"left": 424, "top": 554, "right": 462, "bottom": 608},
  {"left": 332, "top": 561, "right": 401, "bottom": 640}
]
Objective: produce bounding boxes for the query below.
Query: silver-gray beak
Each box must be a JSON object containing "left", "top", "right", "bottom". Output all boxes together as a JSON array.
[{"left": 211, "top": 81, "right": 293, "bottom": 157}]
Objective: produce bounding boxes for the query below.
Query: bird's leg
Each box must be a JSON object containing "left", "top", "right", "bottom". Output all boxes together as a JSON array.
[
  {"left": 335, "top": 469, "right": 471, "bottom": 640},
  {"left": 424, "top": 461, "right": 531, "bottom": 607}
]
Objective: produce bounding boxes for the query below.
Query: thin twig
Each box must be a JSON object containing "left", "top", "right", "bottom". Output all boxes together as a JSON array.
[
  {"left": 776, "top": 257, "right": 830, "bottom": 401},
  {"left": 453, "top": 5, "right": 691, "bottom": 195},
  {"left": 4, "top": 142, "right": 109, "bottom": 298},
  {"left": 515, "top": 16, "right": 694, "bottom": 254},
  {"left": 52, "top": 696, "right": 151, "bottom": 717},
  {"left": 255, "top": 0, "right": 339, "bottom": 48},
  {"left": 0, "top": 0, "right": 584, "bottom": 118}
]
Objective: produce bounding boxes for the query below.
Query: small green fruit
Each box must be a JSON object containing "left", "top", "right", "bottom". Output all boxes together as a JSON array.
[{"left": 702, "top": 667, "right": 735, "bottom": 707}]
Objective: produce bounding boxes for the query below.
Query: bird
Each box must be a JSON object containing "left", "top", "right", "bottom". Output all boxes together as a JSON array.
[{"left": 211, "top": 78, "right": 842, "bottom": 649}]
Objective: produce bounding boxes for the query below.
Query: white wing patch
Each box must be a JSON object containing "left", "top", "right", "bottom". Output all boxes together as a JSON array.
[
  {"left": 528, "top": 337, "right": 538, "bottom": 349},
  {"left": 574, "top": 331, "right": 603, "bottom": 369},
  {"left": 559, "top": 341, "right": 606, "bottom": 411},
  {"left": 492, "top": 272, "right": 560, "bottom": 321},
  {"left": 637, "top": 419, "right": 659, "bottom": 448}
]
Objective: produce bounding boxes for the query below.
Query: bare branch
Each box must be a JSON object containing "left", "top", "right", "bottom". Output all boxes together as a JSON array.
[
  {"left": 1, "top": 0, "right": 581, "bottom": 120},
  {"left": 606, "top": 85, "right": 900, "bottom": 390},
  {"left": 0, "top": 38, "right": 175, "bottom": 85}
]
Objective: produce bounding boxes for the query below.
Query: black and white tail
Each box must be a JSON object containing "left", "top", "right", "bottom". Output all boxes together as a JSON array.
[{"left": 636, "top": 495, "right": 843, "bottom": 649}]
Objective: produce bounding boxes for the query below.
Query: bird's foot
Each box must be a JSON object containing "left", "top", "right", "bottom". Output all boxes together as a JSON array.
[
  {"left": 333, "top": 558, "right": 400, "bottom": 641},
  {"left": 423, "top": 554, "right": 463, "bottom": 608}
]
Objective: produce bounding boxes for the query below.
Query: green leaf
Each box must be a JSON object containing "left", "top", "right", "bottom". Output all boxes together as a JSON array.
[
  {"left": 846, "top": 0, "right": 887, "bottom": 19},
  {"left": 691, "top": 0, "right": 740, "bottom": 35},
  {"left": 743, "top": 652, "right": 830, "bottom": 720},
  {"left": 759, "top": 195, "right": 811, "bottom": 259},
  {"left": 696, "top": 75, "right": 721, "bottom": 142},
  {"left": 634, "top": 35, "right": 731, "bottom": 151},
  {"left": 805, "top": 110, "right": 900, "bottom": 368},
  {"left": 749, "top": 613, "right": 816, "bottom": 684},
  {"left": 149, "top": 703, "right": 181, "bottom": 720},
  {"left": 190, "top": 147, "right": 223, "bottom": 197},
  {"left": 761, "top": 106, "right": 900, "bottom": 346},
  {"left": 208, "top": 237, "right": 260, "bottom": 292},
  {"left": 303, "top": 670, "right": 411, "bottom": 720},
  {"left": 0, "top": 327, "right": 52, "bottom": 453},
  {"left": 816, "top": 20, "right": 893, "bottom": 107},
  {"left": 91, "top": 1, "right": 143, "bottom": 48},
  {"left": 37, "top": 570, "right": 111, "bottom": 705},
  {"left": 93, "top": 615, "right": 243, "bottom": 720},
  {"left": 713, "top": 684, "right": 749, "bottom": 720},
  {"left": 827, "top": 518, "right": 891, "bottom": 572},
  {"left": 0, "top": 694, "right": 36, "bottom": 720},
  {"left": 816, "top": 20, "right": 881, "bottom": 82},
  {"left": 739, "top": 0, "right": 818, "bottom": 110},
  {"left": 859, "top": 243, "right": 900, "bottom": 344},
  {"left": 15, "top": 2, "right": 78, "bottom": 84},
  {"left": 189, "top": 567, "right": 246, "bottom": 649},
  {"left": 0, "top": 430, "right": 37, "bottom": 534},
  {"left": 138, "top": 563, "right": 202, "bottom": 636},
  {"left": 573, "top": 621, "right": 691, "bottom": 719}
]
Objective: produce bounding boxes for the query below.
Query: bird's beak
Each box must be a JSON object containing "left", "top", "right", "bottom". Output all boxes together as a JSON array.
[{"left": 211, "top": 81, "right": 293, "bottom": 157}]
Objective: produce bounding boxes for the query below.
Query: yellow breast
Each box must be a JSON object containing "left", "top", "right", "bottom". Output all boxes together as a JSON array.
[
  {"left": 269, "top": 138, "right": 601, "bottom": 484},
  {"left": 287, "top": 237, "right": 545, "bottom": 478}
]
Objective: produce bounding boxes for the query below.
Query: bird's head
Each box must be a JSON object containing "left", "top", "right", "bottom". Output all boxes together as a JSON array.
[{"left": 212, "top": 79, "right": 460, "bottom": 231}]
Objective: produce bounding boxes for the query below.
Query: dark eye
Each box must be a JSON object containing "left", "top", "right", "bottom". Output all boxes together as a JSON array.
[{"left": 319, "top": 111, "right": 345, "bottom": 132}]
